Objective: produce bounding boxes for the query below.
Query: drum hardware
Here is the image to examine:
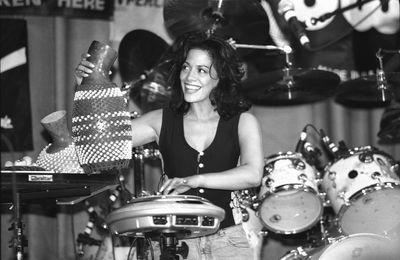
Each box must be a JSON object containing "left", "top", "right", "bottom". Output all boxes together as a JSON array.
[
  {"left": 242, "top": 60, "right": 341, "bottom": 106},
  {"left": 317, "top": 192, "right": 330, "bottom": 207},
  {"left": 337, "top": 192, "right": 351, "bottom": 207},
  {"left": 163, "top": 0, "right": 270, "bottom": 57},
  {"left": 76, "top": 201, "right": 107, "bottom": 256},
  {"left": 358, "top": 151, "right": 374, "bottom": 163},
  {"left": 298, "top": 173, "right": 308, "bottom": 183},
  {"left": 377, "top": 94, "right": 400, "bottom": 144},
  {"left": 131, "top": 143, "right": 161, "bottom": 198},
  {"left": 234, "top": 189, "right": 259, "bottom": 222},
  {"left": 335, "top": 49, "right": 400, "bottom": 108},
  {"left": 371, "top": 171, "right": 382, "bottom": 181},
  {"left": 158, "top": 232, "right": 189, "bottom": 260},
  {"left": 320, "top": 129, "right": 340, "bottom": 160}
]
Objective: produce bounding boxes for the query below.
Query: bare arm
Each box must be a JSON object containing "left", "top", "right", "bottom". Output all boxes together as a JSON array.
[
  {"left": 160, "top": 112, "right": 264, "bottom": 194},
  {"left": 131, "top": 109, "right": 163, "bottom": 147}
]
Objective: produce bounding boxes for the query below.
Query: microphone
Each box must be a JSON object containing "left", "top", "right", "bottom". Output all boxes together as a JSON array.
[
  {"left": 295, "top": 126, "right": 308, "bottom": 152},
  {"left": 320, "top": 129, "right": 339, "bottom": 159},
  {"left": 278, "top": 0, "right": 311, "bottom": 50},
  {"left": 301, "top": 142, "right": 321, "bottom": 168},
  {"left": 304, "top": 141, "right": 316, "bottom": 154}
]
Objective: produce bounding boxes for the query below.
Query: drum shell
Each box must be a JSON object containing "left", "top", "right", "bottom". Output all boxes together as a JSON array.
[
  {"left": 321, "top": 146, "right": 400, "bottom": 235},
  {"left": 258, "top": 152, "right": 323, "bottom": 234},
  {"left": 322, "top": 147, "right": 400, "bottom": 213},
  {"left": 280, "top": 233, "right": 399, "bottom": 260}
]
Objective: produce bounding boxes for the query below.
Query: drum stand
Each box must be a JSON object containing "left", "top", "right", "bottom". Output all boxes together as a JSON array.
[
  {"left": 126, "top": 148, "right": 191, "bottom": 260},
  {"left": 159, "top": 233, "right": 188, "bottom": 260},
  {"left": 9, "top": 192, "right": 27, "bottom": 260},
  {"left": 133, "top": 147, "right": 146, "bottom": 197},
  {"left": 132, "top": 147, "right": 150, "bottom": 260}
]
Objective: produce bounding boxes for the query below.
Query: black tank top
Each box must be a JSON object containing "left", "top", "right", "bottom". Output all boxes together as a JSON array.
[{"left": 159, "top": 108, "right": 241, "bottom": 228}]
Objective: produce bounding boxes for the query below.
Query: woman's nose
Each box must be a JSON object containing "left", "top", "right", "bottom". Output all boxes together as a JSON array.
[{"left": 186, "top": 69, "right": 197, "bottom": 81}]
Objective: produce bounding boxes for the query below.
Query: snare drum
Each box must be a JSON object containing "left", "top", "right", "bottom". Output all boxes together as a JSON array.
[
  {"left": 280, "top": 233, "right": 398, "bottom": 260},
  {"left": 258, "top": 152, "right": 323, "bottom": 234},
  {"left": 322, "top": 146, "right": 400, "bottom": 235}
]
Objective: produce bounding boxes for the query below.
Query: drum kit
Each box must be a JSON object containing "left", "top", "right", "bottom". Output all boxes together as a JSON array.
[{"left": 253, "top": 142, "right": 400, "bottom": 260}]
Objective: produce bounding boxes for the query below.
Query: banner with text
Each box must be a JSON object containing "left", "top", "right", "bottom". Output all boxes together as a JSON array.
[
  {"left": 111, "top": 0, "right": 172, "bottom": 45},
  {"left": 0, "top": 0, "right": 114, "bottom": 20}
]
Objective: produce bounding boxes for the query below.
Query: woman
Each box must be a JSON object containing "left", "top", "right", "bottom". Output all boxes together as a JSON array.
[{"left": 75, "top": 32, "right": 264, "bottom": 260}]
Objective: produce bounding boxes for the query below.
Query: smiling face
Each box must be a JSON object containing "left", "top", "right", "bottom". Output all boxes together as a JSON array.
[{"left": 179, "top": 48, "right": 220, "bottom": 104}]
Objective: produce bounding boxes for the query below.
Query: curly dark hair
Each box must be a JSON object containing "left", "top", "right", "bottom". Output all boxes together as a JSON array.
[{"left": 167, "top": 32, "right": 251, "bottom": 120}]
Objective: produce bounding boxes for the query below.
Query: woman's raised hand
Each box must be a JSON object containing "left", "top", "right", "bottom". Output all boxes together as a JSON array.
[{"left": 74, "top": 53, "right": 94, "bottom": 85}]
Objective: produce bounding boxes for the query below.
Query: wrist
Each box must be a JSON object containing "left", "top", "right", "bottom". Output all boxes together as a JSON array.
[{"left": 191, "top": 174, "right": 204, "bottom": 189}]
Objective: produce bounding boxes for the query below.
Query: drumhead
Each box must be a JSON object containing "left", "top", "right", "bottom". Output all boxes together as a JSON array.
[
  {"left": 316, "top": 233, "right": 398, "bottom": 260},
  {"left": 339, "top": 184, "right": 400, "bottom": 235},
  {"left": 259, "top": 187, "right": 323, "bottom": 234}
]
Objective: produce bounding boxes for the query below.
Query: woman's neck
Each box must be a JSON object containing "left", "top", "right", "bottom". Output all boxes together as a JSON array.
[{"left": 186, "top": 102, "right": 218, "bottom": 120}]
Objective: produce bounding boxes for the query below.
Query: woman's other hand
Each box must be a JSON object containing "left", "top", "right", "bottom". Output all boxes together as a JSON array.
[
  {"left": 74, "top": 53, "right": 94, "bottom": 85},
  {"left": 159, "top": 176, "right": 200, "bottom": 195}
]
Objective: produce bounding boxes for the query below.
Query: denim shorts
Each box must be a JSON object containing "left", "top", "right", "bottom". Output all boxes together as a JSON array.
[
  {"left": 162, "top": 224, "right": 257, "bottom": 260},
  {"left": 95, "top": 224, "right": 258, "bottom": 260}
]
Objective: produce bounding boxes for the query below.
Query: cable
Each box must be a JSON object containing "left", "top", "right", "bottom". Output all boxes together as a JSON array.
[
  {"left": 147, "top": 237, "right": 155, "bottom": 260},
  {"left": 127, "top": 238, "right": 137, "bottom": 260},
  {"left": 1, "top": 134, "right": 24, "bottom": 260},
  {"left": 111, "top": 235, "right": 117, "bottom": 260},
  {"left": 71, "top": 213, "right": 79, "bottom": 260}
]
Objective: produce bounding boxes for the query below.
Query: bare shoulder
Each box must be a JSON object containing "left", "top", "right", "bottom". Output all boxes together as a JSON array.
[
  {"left": 139, "top": 109, "right": 163, "bottom": 122},
  {"left": 135, "top": 109, "right": 163, "bottom": 129},
  {"left": 238, "top": 111, "right": 260, "bottom": 127}
]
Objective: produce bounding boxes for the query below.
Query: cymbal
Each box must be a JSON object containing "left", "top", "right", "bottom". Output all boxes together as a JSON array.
[
  {"left": 378, "top": 101, "right": 400, "bottom": 144},
  {"left": 118, "top": 29, "right": 169, "bottom": 83},
  {"left": 135, "top": 61, "right": 172, "bottom": 113},
  {"left": 163, "top": 0, "right": 269, "bottom": 56},
  {"left": 335, "top": 73, "right": 400, "bottom": 108},
  {"left": 242, "top": 68, "right": 341, "bottom": 106}
]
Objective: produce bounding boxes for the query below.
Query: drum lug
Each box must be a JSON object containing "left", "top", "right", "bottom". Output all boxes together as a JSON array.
[
  {"left": 264, "top": 177, "right": 274, "bottom": 188},
  {"left": 292, "top": 158, "right": 306, "bottom": 170},
  {"left": 264, "top": 164, "right": 274, "bottom": 175},
  {"left": 240, "top": 208, "right": 250, "bottom": 222},
  {"left": 295, "top": 246, "right": 308, "bottom": 257},
  {"left": 258, "top": 230, "right": 268, "bottom": 237},
  {"left": 359, "top": 152, "right": 374, "bottom": 163},
  {"left": 252, "top": 201, "right": 260, "bottom": 209},
  {"left": 298, "top": 173, "right": 308, "bottom": 183},
  {"left": 371, "top": 172, "right": 382, "bottom": 183},
  {"left": 328, "top": 171, "right": 336, "bottom": 180},
  {"left": 318, "top": 192, "right": 330, "bottom": 206},
  {"left": 338, "top": 192, "right": 350, "bottom": 206}
]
